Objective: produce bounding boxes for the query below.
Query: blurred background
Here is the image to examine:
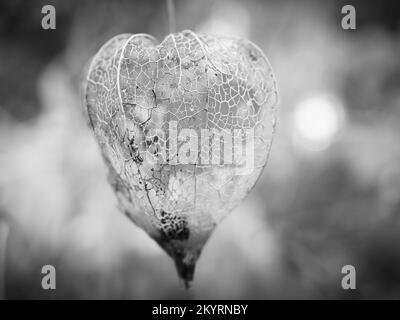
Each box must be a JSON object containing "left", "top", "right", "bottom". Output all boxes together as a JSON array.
[{"left": 0, "top": 0, "right": 400, "bottom": 299}]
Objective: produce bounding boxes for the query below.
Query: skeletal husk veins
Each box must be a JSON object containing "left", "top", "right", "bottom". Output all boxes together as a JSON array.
[{"left": 84, "top": 30, "right": 278, "bottom": 286}]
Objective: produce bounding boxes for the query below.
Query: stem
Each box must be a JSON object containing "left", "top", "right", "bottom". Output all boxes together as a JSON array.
[
  {"left": 0, "top": 221, "right": 9, "bottom": 300},
  {"left": 166, "top": 0, "right": 176, "bottom": 33}
]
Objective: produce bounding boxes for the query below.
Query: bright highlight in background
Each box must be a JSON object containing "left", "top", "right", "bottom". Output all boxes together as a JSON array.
[{"left": 293, "top": 94, "right": 346, "bottom": 151}]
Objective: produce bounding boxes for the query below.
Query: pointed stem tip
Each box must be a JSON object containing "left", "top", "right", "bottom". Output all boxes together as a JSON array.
[{"left": 174, "top": 258, "right": 195, "bottom": 289}]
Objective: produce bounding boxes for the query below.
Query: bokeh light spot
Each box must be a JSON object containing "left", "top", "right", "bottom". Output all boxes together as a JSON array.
[{"left": 292, "top": 94, "right": 346, "bottom": 151}]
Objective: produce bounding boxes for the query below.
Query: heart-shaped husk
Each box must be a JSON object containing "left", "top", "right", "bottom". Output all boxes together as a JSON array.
[{"left": 84, "top": 30, "right": 278, "bottom": 287}]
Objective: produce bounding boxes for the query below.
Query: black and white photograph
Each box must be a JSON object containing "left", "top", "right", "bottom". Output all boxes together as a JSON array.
[{"left": 0, "top": 0, "right": 400, "bottom": 305}]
